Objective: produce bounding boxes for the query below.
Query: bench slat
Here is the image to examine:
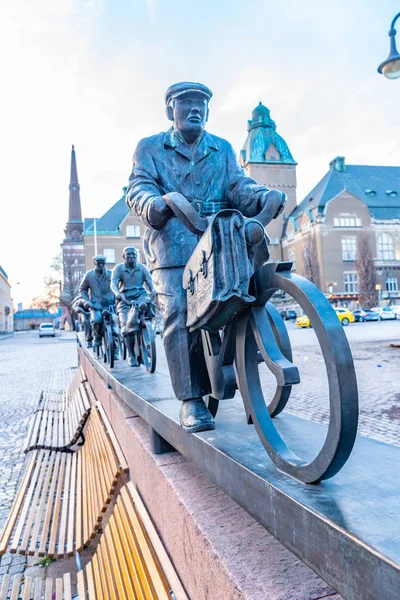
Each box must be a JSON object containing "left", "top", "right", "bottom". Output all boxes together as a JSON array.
[
  {"left": 0, "top": 451, "right": 37, "bottom": 556},
  {"left": 47, "top": 453, "right": 67, "bottom": 558},
  {"left": 57, "top": 453, "right": 72, "bottom": 557},
  {"left": 26, "top": 451, "right": 56, "bottom": 555},
  {"left": 97, "top": 403, "right": 129, "bottom": 473},
  {"left": 110, "top": 506, "right": 147, "bottom": 600},
  {"left": 14, "top": 451, "right": 49, "bottom": 554},
  {"left": 66, "top": 453, "right": 77, "bottom": 557},
  {"left": 22, "top": 575, "right": 33, "bottom": 600},
  {"left": 77, "top": 570, "right": 87, "bottom": 600},
  {"left": 0, "top": 574, "right": 10, "bottom": 600}
]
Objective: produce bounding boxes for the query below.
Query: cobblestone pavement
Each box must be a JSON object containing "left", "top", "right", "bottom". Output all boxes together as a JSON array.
[
  {"left": 278, "top": 320, "right": 400, "bottom": 447},
  {"left": 0, "top": 331, "right": 77, "bottom": 581},
  {"left": 0, "top": 322, "right": 398, "bottom": 592}
]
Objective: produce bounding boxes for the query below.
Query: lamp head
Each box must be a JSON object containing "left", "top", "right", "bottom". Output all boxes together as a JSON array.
[{"left": 378, "top": 16, "right": 400, "bottom": 79}]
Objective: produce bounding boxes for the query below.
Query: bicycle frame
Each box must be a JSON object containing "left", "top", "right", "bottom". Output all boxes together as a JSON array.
[{"left": 162, "top": 192, "right": 359, "bottom": 484}]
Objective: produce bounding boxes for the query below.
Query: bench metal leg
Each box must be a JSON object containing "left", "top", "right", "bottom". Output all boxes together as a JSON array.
[{"left": 149, "top": 426, "right": 176, "bottom": 455}]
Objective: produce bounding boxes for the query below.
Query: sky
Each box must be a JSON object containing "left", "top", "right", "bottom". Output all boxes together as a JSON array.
[{"left": 0, "top": 0, "right": 399, "bottom": 305}]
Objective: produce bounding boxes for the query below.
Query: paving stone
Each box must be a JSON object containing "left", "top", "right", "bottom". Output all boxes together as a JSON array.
[{"left": 8, "top": 563, "right": 25, "bottom": 575}]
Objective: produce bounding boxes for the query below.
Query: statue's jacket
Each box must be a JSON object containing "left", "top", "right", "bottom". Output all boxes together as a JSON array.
[
  {"left": 126, "top": 128, "right": 269, "bottom": 271},
  {"left": 78, "top": 269, "right": 115, "bottom": 308}
]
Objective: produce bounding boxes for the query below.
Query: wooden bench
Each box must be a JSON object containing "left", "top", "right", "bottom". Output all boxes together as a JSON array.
[
  {"left": 33, "top": 367, "right": 87, "bottom": 413},
  {"left": 0, "top": 573, "right": 73, "bottom": 600},
  {"left": 22, "top": 382, "right": 94, "bottom": 453},
  {"left": 0, "top": 404, "right": 128, "bottom": 559},
  {"left": 0, "top": 482, "right": 188, "bottom": 600}
]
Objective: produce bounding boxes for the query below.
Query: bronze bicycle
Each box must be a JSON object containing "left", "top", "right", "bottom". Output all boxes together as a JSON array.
[{"left": 164, "top": 192, "right": 359, "bottom": 484}]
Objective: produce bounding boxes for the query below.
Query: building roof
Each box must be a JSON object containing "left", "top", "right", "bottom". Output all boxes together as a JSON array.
[
  {"left": 283, "top": 157, "right": 400, "bottom": 236},
  {"left": 0, "top": 265, "right": 8, "bottom": 280},
  {"left": 14, "top": 309, "right": 55, "bottom": 319},
  {"left": 85, "top": 189, "right": 128, "bottom": 235},
  {"left": 240, "top": 102, "right": 296, "bottom": 166}
]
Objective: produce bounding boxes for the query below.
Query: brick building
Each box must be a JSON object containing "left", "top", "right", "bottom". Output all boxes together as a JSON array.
[
  {"left": 0, "top": 265, "right": 13, "bottom": 334},
  {"left": 282, "top": 157, "right": 400, "bottom": 309},
  {"left": 240, "top": 102, "right": 400, "bottom": 310}
]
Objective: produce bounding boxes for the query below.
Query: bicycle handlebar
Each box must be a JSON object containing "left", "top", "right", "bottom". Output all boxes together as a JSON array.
[{"left": 162, "top": 189, "right": 285, "bottom": 235}]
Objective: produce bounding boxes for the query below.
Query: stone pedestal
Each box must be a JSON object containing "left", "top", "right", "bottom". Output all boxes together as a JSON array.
[{"left": 80, "top": 348, "right": 340, "bottom": 600}]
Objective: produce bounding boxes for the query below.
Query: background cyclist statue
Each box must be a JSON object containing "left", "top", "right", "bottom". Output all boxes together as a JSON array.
[
  {"left": 71, "top": 294, "right": 93, "bottom": 348},
  {"left": 78, "top": 255, "right": 119, "bottom": 358},
  {"left": 111, "top": 247, "right": 156, "bottom": 367},
  {"left": 126, "top": 81, "right": 286, "bottom": 433}
]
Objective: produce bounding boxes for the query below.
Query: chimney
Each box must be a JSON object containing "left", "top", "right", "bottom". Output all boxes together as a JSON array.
[{"left": 329, "top": 156, "right": 346, "bottom": 172}]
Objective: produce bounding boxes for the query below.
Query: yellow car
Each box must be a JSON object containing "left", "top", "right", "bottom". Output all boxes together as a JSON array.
[
  {"left": 334, "top": 308, "right": 355, "bottom": 325},
  {"left": 296, "top": 315, "right": 311, "bottom": 328},
  {"left": 296, "top": 308, "right": 355, "bottom": 328}
]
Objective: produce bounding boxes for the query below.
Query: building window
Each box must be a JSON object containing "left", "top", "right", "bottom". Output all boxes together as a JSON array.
[
  {"left": 344, "top": 272, "right": 358, "bottom": 293},
  {"left": 341, "top": 237, "right": 357, "bottom": 261},
  {"left": 377, "top": 233, "right": 394, "bottom": 260},
  {"left": 103, "top": 248, "right": 115, "bottom": 264},
  {"left": 126, "top": 225, "right": 141, "bottom": 238},
  {"left": 333, "top": 215, "right": 361, "bottom": 227},
  {"left": 288, "top": 248, "right": 296, "bottom": 271},
  {"left": 287, "top": 231, "right": 295, "bottom": 241},
  {"left": 386, "top": 277, "right": 398, "bottom": 292},
  {"left": 301, "top": 222, "right": 311, "bottom": 234}
]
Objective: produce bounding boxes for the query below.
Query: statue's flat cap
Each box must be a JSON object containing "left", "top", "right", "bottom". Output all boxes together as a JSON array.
[
  {"left": 165, "top": 82, "right": 213, "bottom": 105},
  {"left": 93, "top": 254, "right": 107, "bottom": 262}
]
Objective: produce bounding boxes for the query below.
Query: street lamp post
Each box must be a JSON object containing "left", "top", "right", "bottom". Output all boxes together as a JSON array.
[{"left": 378, "top": 12, "right": 400, "bottom": 79}]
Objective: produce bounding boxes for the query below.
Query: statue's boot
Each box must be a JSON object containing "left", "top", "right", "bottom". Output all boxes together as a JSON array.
[
  {"left": 125, "top": 334, "right": 139, "bottom": 367},
  {"left": 179, "top": 398, "right": 215, "bottom": 433}
]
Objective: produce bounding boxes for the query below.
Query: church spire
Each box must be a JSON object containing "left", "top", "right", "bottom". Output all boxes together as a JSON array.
[
  {"left": 64, "top": 145, "right": 83, "bottom": 241},
  {"left": 69, "top": 144, "right": 82, "bottom": 222}
]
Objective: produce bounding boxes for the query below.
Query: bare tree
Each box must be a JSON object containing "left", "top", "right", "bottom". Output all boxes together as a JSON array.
[
  {"left": 30, "top": 249, "right": 85, "bottom": 328},
  {"left": 303, "top": 229, "right": 321, "bottom": 289},
  {"left": 355, "top": 232, "right": 377, "bottom": 309}
]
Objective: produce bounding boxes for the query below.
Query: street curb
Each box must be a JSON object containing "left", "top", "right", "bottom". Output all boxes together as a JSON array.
[{"left": 0, "top": 333, "right": 14, "bottom": 342}]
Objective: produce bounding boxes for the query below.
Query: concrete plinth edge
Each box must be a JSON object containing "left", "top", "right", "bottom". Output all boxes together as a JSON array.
[{"left": 79, "top": 348, "right": 340, "bottom": 600}]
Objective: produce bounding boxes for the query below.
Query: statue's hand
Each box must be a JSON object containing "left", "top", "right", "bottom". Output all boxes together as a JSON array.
[
  {"left": 119, "top": 294, "right": 130, "bottom": 305},
  {"left": 259, "top": 190, "right": 287, "bottom": 223},
  {"left": 147, "top": 197, "right": 173, "bottom": 230}
]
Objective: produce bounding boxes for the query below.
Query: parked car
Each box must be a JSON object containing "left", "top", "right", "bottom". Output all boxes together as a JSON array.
[
  {"left": 334, "top": 308, "right": 355, "bottom": 326},
  {"left": 371, "top": 307, "right": 397, "bottom": 320},
  {"left": 392, "top": 305, "right": 400, "bottom": 319},
  {"left": 38, "top": 323, "right": 56, "bottom": 338},
  {"left": 280, "top": 309, "right": 297, "bottom": 321},
  {"left": 296, "top": 314, "right": 311, "bottom": 328},
  {"left": 352, "top": 309, "right": 380, "bottom": 322}
]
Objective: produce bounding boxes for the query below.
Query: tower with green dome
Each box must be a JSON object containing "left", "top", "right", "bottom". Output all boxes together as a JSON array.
[{"left": 240, "top": 102, "right": 297, "bottom": 260}]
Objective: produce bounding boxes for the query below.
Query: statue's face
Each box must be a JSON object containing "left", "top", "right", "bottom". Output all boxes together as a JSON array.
[
  {"left": 124, "top": 250, "right": 137, "bottom": 267},
  {"left": 173, "top": 92, "right": 208, "bottom": 140},
  {"left": 94, "top": 260, "right": 106, "bottom": 273}
]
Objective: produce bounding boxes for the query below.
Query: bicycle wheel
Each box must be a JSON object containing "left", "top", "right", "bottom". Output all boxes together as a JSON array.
[
  {"left": 235, "top": 264, "right": 358, "bottom": 484},
  {"left": 119, "top": 335, "right": 127, "bottom": 360},
  {"left": 103, "top": 323, "right": 114, "bottom": 368},
  {"left": 140, "top": 320, "right": 156, "bottom": 373}
]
